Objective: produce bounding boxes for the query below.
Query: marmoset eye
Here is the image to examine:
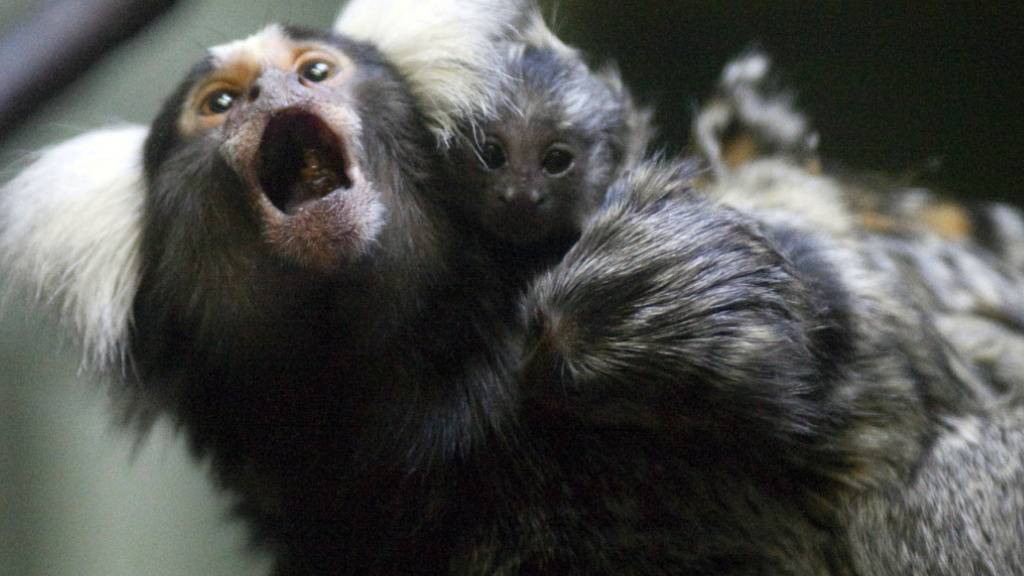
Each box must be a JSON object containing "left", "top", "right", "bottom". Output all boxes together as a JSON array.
[
  {"left": 201, "top": 89, "right": 238, "bottom": 115},
  {"left": 541, "top": 147, "right": 574, "bottom": 176},
  {"left": 300, "top": 60, "right": 335, "bottom": 83},
  {"left": 480, "top": 141, "right": 507, "bottom": 170}
]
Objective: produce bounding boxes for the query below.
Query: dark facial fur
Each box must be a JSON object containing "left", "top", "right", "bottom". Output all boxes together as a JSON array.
[
  {"left": 139, "top": 26, "right": 444, "bottom": 357},
  {"left": 449, "top": 44, "right": 636, "bottom": 248}
]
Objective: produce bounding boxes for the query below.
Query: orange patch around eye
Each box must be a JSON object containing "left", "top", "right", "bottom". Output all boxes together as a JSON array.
[
  {"left": 177, "top": 25, "right": 295, "bottom": 136},
  {"left": 177, "top": 35, "right": 358, "bottom": 137},
  {"left": 179, "top": 61, "right": 262, "bottom": 135},
  {"left": 293, "top": 47, "right": 357, "bottom": 86}
]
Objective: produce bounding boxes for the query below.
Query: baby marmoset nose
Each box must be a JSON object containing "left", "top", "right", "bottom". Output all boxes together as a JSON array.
[{"left": 500, "top": 185, "right": 545, "bottom": 207}]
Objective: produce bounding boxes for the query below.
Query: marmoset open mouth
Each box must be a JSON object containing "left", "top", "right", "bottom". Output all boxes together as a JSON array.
[{"left": 258, "top": 110, "right": 353, "bottom": 215}]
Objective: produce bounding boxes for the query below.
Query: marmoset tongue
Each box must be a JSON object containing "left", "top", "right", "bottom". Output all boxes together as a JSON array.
[{"left": 289, "top": 148, "right": 344, "bottom": 212}]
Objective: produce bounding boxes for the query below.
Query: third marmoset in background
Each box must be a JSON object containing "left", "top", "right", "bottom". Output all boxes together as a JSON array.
[{"left": 693, "top": 51, "right": 1024, "bottom": 399}]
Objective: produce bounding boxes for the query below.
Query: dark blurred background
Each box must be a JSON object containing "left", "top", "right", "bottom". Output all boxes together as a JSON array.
[
  {"left": 0, "top": 2, "right": 1020, "bottom": 575},
  {"left": 558, "top": 2, "right": 1023, "bottom": 203},
  {"left": 2, "top": 2, "right": 1021, "bottom": 198}
]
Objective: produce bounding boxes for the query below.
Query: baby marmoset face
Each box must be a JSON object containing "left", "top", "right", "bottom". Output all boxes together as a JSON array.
[{"left": 452, "top": 44, "right": 637, "bottom": 248}]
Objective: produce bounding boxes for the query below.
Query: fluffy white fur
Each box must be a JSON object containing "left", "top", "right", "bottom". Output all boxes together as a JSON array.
[
  {"left": 518, "top": 8, "right": 577, "bottom": 57},
  {"left": 209, "top": 23, "right": 291, "bottom": 67},
  {"left": 334, "top": 0, "right": 538, "bottom": 143},
  {"left": 0, "top": 126, "right": 148, "bottom": 372}
]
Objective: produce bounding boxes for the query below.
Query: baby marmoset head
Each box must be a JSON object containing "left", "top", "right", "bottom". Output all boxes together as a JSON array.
[{"left": 449, "top": 42, "right": 650, "bottom": 248}]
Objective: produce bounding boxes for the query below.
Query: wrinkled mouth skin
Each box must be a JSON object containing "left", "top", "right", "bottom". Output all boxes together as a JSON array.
[
  {"left": 257, "top": 108, "right": 355, "bottom": 215},
  {"left": 219, "top": 104, "right": 381, "bottom": 274}
]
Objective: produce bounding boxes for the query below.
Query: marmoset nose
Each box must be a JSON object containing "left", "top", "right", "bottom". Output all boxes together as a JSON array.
[
  {"left": 500, "top": 189, "right": 545, "bottom": 209},
  {"left": 246, "top": 84, "right": 262, "bottom": 103},
  {"left": 245, "top": 69, "right": 312, "bottom": 108}
]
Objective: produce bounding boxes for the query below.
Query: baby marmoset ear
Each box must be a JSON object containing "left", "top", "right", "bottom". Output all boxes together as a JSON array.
[
  {"left": 593, "top": 62, "right": 655, "bottom": 169},
  {"left": 514, "top": 6, "right": 655, "bottom": 172},
  {"left": 0, "top": 126, "right": 148, "bottom": 375}
]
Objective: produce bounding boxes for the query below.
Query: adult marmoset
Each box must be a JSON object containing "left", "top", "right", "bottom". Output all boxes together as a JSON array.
[
  {"left": 517, "top": 154, "right": 1024, "bottom": 574},
  {"left": 3, "top": 6, "right": 1024, "bottom": 576},
  {"left": 1, "top": 15, "right": 525, "bottom": 573}
]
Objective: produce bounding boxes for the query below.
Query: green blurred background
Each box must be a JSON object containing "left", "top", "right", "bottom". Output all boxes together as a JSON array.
[{"left": 1, "top": 2, "right": 1020, "bottom": 575}]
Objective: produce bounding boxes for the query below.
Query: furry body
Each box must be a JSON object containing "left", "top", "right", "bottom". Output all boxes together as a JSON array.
[
  {"left": 123, "top": 26, "right": 867, "bottom": 573},
  {"left": 688, "top": 50, "right": 1024, "bottom": 574},
  {"left": 2, "top": 9, "right": 1024, "bottom": 576},
  {"left": 694, "top": 51, "right": 1024, "bottom": 395}
]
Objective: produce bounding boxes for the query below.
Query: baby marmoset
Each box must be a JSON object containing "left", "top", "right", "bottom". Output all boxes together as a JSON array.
[{"left": 448, "top": 41, "right": 650, "bottom": 251}]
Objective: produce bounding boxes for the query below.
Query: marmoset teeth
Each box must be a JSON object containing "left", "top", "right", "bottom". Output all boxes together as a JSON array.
[{"left": 301, "top": 148, "right": 341, "bottom": 193}]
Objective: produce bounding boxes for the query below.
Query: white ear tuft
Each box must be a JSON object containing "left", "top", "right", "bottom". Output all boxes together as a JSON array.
[
  {"left": 335, "top": 0, "right": 534, "bottom": 143},
  {"left": 517, "top": 8, "right": 577, "bottom": 57},
  {"left": 1, "top": 125, "right": 148, "bottom": 373}
]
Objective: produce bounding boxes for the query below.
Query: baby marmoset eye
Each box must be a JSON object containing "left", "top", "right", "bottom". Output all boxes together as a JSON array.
[
  {"left": 479, "top": 140, "right": 507, "bottom": 170},
  {"left": 541, "top": 146, "right": 574, "bottom": 176}
]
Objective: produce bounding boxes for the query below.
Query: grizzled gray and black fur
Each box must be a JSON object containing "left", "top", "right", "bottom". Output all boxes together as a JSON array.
[
  {"left": 519, "top": 154, "right": 1024, "bottom": 574},
  {"left": 688, "top": 50, "right": 1024, "bottom": 574},
  {"left": 5, "top": 9, "right": 1024, "bottom": 575},
  {"left": 693, "top": 50, "right": 1024, "bottom": 399}
]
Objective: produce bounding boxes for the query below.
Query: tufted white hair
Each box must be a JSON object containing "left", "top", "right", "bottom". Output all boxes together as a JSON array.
[
  {"left": 1, "top": 125, "right": 148, "bottom": 373},
  {"left": 335, "top": 0, "right": 547, "bottom": 144}
]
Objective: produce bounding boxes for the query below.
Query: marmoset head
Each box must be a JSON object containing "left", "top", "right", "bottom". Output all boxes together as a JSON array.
[
  {"left": 144, "top": 25, "right": 433, "bottom": 275},
  {"left": 451, "top": 44, "right": 647, "bottom": 248},
  {"left": 134, "top": 24, "right": 446, "bottom": 369}
]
